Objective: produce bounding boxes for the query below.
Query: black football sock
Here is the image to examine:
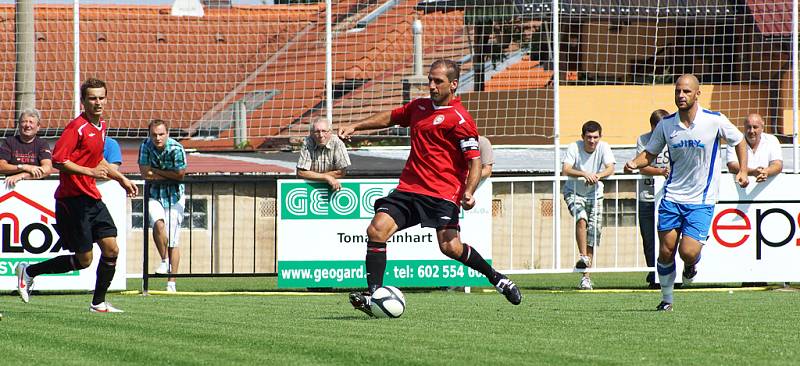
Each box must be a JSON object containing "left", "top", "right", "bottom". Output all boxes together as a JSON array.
[
  {"left": 458, "top": 243, "right": 502, "bottom": 285},
  {"left": 26, "top": 254, "right": 79, "bottom": 277},
  {"left": 365, "top": 241, "right": 387, "bottom": 294},
  {"left": 92, "top": 256, "right": 117, "bottom": 306}
]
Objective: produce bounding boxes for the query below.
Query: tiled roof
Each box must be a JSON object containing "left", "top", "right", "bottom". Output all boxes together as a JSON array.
[
  {"left": 328, "top": 8, "right": 471, "bottom": 130},
  {"left": 195, "top": 1, "right": 473, "bottom": 148},
  {"left": 0, "top": 3, "right": 472, "bottom": 150},
  {"left": 484, "top": 59, "right": 553, "bottom": 91},
  {"left": 746, "top": 0, "right": 792, "bottom": 36},
  {"left": 0, "top": 4, "right": 322, "bottom": 136}
]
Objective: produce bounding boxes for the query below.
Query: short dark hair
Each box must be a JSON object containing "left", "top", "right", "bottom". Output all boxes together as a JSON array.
[
  {"left": 430, "top": 59, "right": 460, "bottom": 83},
  {"left": 650, "top": 109, "right": 670, "bottom": 126},
  {"left": 148, "top": 118, "right": 169, "bottom": 131},
  {"left": 80, "top": 78, "right": 106, "bottom": 100},
  {"left": 581, "top": 120, "right": 602, "bottom": 136}
]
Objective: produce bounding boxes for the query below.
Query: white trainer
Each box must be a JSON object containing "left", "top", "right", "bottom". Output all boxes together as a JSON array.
[
  {"left": 579, "top": 276, "right": 593, "bottom": 290},
  {"left": 15, "top": 262, "right": 33, "bottom": 303},
  {"left": 166, "top": 282, "right": 177, "bottom": 292},
  {"left": 90, "top": 302, "right": 125, "bottom": 313},
  {"left": 155, "top": 261, "right": 170, "bottom": 274}
]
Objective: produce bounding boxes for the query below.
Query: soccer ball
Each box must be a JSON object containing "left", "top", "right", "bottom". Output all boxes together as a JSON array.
[{"left": 370, "top": 286, "right": 406, "bottom": 318}]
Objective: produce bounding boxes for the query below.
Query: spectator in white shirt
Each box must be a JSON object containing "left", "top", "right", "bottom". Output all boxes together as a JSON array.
[
  {"left": 562, "top": 120, "right": 615, "bottom": 290},
  {"left": 726, "top": 113, "right": 782, "bottom": 287},
  {"left": 726, "top": 113, "right": 782, "bottom": 183}
]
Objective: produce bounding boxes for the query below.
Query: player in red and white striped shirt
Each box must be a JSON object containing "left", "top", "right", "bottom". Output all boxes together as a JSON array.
[{"left": 339, "top": 60, "right": 521, "bottom": 316}]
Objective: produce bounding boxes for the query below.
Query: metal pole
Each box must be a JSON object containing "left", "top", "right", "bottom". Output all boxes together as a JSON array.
[
  {"left": 240, "top": 102, "right": 247, "bottom": 145},
  {"left": 142, "top": 184, "right": 150, "bottom": 295},
  {"left": 325, "top": 0, "right": 333, "bottom": 123},
  {"left": 793, "top": 0, "right": 799, "bottom": 173},
  {"left": 73, "top": 0, "right": 81, "bottom": 116},
  {"left": 234, "top": 101, "right": 247, "bottom": 147},
  {"left": 14, "top": 0, "right": 36, "bottom": 118},
  {"left": 412, "top": 19, "right": 423, "bottom": 76},
  {"left": 552, "top": 0, "right": 562, "bottom": 269},
  {"left": 510, "top": 183, "right": 514, "bottom": 270}
]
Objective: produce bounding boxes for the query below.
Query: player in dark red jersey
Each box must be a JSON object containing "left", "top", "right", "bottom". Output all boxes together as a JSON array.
[
  {"left": 15, "top": 78, "right": 138, "bottom": 313},
  {"left": 339, "top": 59, "right": 521, "bottom": 316}
]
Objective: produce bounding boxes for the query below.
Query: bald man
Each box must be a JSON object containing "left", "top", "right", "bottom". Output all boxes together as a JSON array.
[
  {"left": 625, "top": 74, "right": 749, "bottom": 312},
  {"left": 726, "top": 113, "right": 783, "bottom": 183}
]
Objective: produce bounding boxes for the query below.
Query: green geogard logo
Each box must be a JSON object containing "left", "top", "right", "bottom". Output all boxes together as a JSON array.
[
  {"left": 0, "top": 257, "right": 78, "bottom": 276},
  {"left": 277, "top": 260, "right": 492, "bottom": 288},
  {"left": 281, "top": 181, "right": 464, "bottom": 220},
  {"left": 281, "top": 181, "right": 394, "bottom": 220}
]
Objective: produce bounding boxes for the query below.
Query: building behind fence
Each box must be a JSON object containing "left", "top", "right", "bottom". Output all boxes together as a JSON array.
[
  {"left": 0, "top": 1, "right": 795, "bottom": 148},
  {"left": 125, "top": 175, "right": 649, "bottom": 277},
  {"left": 0, "top": 1, "right": 794, "bottom": 279}
]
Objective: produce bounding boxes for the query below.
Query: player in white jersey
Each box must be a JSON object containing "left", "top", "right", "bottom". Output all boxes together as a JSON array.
[{"left": 624, "top": 74, "right": 749, "bottom": 311}]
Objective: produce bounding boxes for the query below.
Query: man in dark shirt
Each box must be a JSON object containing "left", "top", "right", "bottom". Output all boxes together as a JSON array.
[{"left": 0, "top": 108, "right": 52, "bottom": 187}]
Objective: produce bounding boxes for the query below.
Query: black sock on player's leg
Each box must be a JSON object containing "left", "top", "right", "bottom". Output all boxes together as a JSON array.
[
  {"left": 366, "top": 241, "right": 387, "bottom": 294},
  {"left": 92, "top": 256, "right": 117, "bottom": 306},
  {"left": 457, "top": 243, "right": 502, "bottom": 285},
  {"left": 26, "top": 254, "right": 80, "bottom": 277}
]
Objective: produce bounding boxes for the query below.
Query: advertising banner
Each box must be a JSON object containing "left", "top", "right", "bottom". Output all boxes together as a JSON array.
[
  {"left": 277, "top": 179, "right": 492, "bottom": 288},
  {"left": 0, "top": 180, "right": 127, "bottom": 290},
  {"left": 656, "top": 174, "right": 800, "bottom": 282}
]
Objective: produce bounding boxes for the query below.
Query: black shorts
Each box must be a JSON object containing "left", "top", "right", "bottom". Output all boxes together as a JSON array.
[
  {"left": 374, "top": 190, "right": 460, "bottom": 231},
  {"left": 55, "top": 196, "right": 117, "bottom": 253}
]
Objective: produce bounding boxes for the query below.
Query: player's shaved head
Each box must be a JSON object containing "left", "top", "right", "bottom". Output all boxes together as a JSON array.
[
  {"left": 675, "top": 74, "right": 700, "bottom": 91},
  {"left": 674, "top": 74, "right": 701, "bottom": 112}
]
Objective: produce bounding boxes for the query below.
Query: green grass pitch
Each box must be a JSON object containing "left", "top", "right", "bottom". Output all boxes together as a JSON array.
[{"left": 1, "top": 273, "right": 798, "bottom": 365}]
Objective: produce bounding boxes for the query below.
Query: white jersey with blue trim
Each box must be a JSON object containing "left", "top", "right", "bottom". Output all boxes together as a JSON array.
[{"left": 644, "top": 107, "right": 744, "bottom": 205}]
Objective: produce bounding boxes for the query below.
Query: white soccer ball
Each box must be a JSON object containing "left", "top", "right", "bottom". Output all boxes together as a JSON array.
[{"left": 370, "top": 286, "right": 406, "bottom": 318}]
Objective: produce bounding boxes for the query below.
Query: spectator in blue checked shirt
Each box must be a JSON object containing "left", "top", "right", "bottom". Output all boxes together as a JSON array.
[{"left": 138, "top": 119, "right": 187, "bottom": 292}]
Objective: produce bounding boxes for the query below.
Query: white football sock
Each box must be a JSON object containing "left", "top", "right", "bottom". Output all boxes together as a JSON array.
[{"left": 657, "top": 260, "right": 676, "bottom": 304}]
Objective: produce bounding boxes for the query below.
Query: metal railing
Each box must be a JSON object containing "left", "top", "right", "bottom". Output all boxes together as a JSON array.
[
  {"left": 137, "top": 173, "right": 663, "bottom": 292},
  {"left": 140, "top": 176, "right": 278, "bottom": 294},
  {"left": 491, "top": 174, "right": 654, "bottom": 275}
]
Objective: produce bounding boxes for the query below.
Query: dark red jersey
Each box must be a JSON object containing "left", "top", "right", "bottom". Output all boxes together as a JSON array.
[
  {"left": 390, "top": 97, "right": 480, "bottom": 204},
  {"left": 52, "top": 114, "right": 106, "bottom": 200}
]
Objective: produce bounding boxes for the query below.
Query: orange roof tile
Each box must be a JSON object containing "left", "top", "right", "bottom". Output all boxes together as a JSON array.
[
  {"left": 0, "top": 2, "right": 471, "bottom": 150},
  {"left": 485, "top": 59, "right": 554, "bottom": 92},
  {"left": 0, "top": 4, "right": 321, "bottom": 135}
]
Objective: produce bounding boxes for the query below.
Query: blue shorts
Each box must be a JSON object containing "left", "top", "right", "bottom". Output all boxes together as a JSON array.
[{"left": 657, "top": 200, "right": 714, "bottom": 242}]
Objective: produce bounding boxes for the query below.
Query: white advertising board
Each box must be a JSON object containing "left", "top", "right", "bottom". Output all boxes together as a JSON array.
[
  {"left": 277, "top": 179, "right": 492, "bottom": 288},
  {"left": 656, "top": 174, "right": 800, "bottom": 282},
  {"left": 0, "top": 180, "right": 127, "bottom": 290}
]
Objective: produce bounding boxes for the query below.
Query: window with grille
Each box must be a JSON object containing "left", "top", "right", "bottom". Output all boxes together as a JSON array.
[{"left": 603, "top": 198, "right": 636, "bottom": 227}]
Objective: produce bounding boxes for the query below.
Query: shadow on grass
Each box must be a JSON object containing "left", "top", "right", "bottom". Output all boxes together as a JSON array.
[
  {"left": 546, "top": 307, "right": 662, "bottom": 313},
  {"left": 318, "top": 315, "right": 374, "bottom": 320}
]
